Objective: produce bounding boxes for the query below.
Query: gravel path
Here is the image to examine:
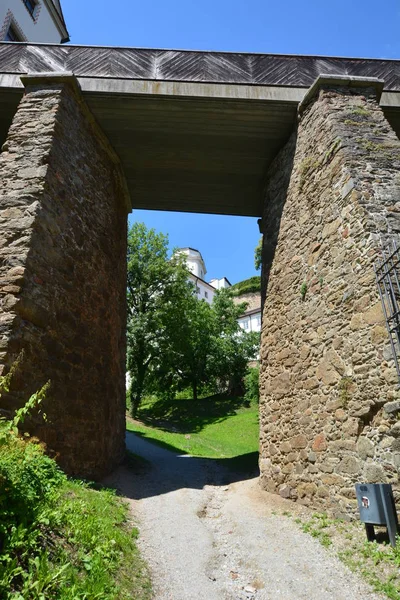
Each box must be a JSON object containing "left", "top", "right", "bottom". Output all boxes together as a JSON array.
[{"left": 104, "top": 432, "right": 383, "bottom": 600}]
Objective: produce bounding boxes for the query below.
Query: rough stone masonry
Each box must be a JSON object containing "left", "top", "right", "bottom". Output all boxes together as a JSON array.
[
  {"left": 0, "top": 74, "right": 128, "bottom": 478},
  {"left": 259, "top": 76, "right": 400, "bottom": 516},
  {"left": 2, "top": 68, "right": 400, "bottom": 516}
]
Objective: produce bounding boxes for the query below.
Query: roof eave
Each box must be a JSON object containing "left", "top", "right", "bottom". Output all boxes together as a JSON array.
[{"left": 43, "top": 0, "right": 70, "bottom": 43}]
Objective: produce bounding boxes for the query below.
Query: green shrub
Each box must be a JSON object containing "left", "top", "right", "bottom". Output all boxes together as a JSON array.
[
  {"left": 0, "top": 390, "right": 151, "bottom": 599},
  {"left": 244, "top": 366, "right": 260, "bottom": 404},
  {"left": 0, "top": 430, "right": 64, "bottom": 524}
]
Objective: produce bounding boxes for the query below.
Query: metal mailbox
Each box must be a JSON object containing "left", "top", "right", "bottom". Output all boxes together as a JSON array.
[{"left": 355, "top": 483, "right": 399, "bottom": 547}]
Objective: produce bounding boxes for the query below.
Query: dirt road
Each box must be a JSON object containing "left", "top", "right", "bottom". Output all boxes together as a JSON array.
[{"left": 104, "top": 432, "right": 382, "bottom": 600}]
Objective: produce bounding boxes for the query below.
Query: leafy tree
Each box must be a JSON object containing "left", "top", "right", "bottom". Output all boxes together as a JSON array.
[
  {"left": 254, "top": 237, "right": 262, "bottom": 271},
  {"left": 244, "top": 365, "right": 260, "bottom": 405},
  {"left": 126, "top": 223, "right": 190, "bottom": 416},
  {"left": 154, "top": 288, "right": 259, "bottom": 401},
  {"left": 146, "top": 285, "right": 216, "bottom": 402},
  {"left": 127, "top": 224, "right": 261, "bottom": 412},
  {"left": 211, "top": 289, "right": 260, "bottom": 395}
]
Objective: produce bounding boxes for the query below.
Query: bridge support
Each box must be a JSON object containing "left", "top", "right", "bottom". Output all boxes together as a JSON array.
[
  {"left": 0, "top": 74, "right": 128, "bottom": 478},
  {"left": 259, "top": 76, "right": 400, "bottom": 515}
]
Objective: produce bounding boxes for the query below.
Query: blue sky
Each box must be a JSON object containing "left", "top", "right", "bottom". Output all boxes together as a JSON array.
[{"left": 62, "top": 0, "right": 400, "bottom": 284}]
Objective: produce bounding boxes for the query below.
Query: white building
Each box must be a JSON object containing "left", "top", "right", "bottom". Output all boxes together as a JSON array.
[
  {"left": 238, "top": 307, "right": 262, "bottom": 333},
  {"left": 209, "top": 277, "right": 231, "bottom": 291},
  {"left": 177, "top": 247, "right": 232, "bottom": 304},
  {"left": 0, "top": 0, "right": 69, "bottom": 43},
  {"left": 176, "top": 247, "right": 262, "bottom": 338}
]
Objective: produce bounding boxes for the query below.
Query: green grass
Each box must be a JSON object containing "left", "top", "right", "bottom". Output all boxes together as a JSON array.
[
  {"left": 126, "top": 394, "right": 259, "bottom": 471},
  {"left": 293, "top": 511, "right": 400, "bottom": 599},
  {"left": 0, "top": 429, "right": 151, "bottom": 600}
]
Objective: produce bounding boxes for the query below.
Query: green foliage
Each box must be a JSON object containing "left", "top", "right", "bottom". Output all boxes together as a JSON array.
[
  {"left": 0, "top": 373, "right": 150, "bottom": 599},
  {"left": 127, "top": 223, "right": 259, "bottom": 408},
  {"left": 299, "top": 156, "right": 320, "bottom": 190},
  {"left": 350, "top": 105, "right": 371, "bottom": 117},
  {"left": 323, "top": 138, "right": 341, "bottom": 164},
  {"left": 300, "top": 281, "right": 308, "bottom": 301},
  {"left": 254, "top": 238, "right": 262, "bottom": 271},
  {"left": 211, "top": 290, "right": 260, "bottom": 395},
  {"left": 339, "top": 376, "right": 353, "bottom": 408},
  {"left": 126, "top": 222, "right": 192, "bottom": 416},
  {"left": 153, "top": 288, "right": 259, "bottom": 400},
  {"left": 231, "top": 276, "right": 261, "bottom": 296},
  {"left": 297, "top": 513, "right": 333, "bottom": 548},
  {"left": 244, "top": 366, "right": 260, "bottom": 405},
  {"left": 0, "top": 433, "right": 150, "bottom": 599}
]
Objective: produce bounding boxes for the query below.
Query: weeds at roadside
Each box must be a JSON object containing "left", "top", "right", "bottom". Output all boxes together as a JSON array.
[
  {"left": 293, "top": 511, "right": 400, "bottom": 599},
  {"left": 295, "top": 513, "right": 334, "bottom": 548},
  {"left": 0, "top": 374, "right": 151, "bottom": 600}
]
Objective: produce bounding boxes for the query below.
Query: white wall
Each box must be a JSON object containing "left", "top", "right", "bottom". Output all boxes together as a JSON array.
[
  {"left": 187, "top": 259, "right": 205, "bottom": 279},
  {"left": 238, "top": 311, "right": 262, "bottom": 333},
  {"left": 0, "top": 1, "right": 63, "bottom": 43},
  {"left": 210, "top": 278, "right": 231, "bottom": 290},
  {"left": 189, "top": 274, "right": 215, "bottom": 304},
  {"left": 177, "top": 248, "right": 207, "bottom": 280}
]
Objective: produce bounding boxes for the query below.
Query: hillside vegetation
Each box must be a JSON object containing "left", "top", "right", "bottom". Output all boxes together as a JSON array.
[
  {"left": 0, "top": 419, "right": 151, "bottom": 599},
  {"left": 231, "top": 276, "right": 261, "bottom": 297}
]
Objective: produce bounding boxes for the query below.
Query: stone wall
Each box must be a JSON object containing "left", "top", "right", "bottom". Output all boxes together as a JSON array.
[
  {"left": 0, "top": 75, "right": 128, "bottom": 478},
  {"left": 259, "top": 77, "right": 400, "bottom": 516},
  {"left": 233, "top": 292, "right": 261, "bottom": 312}
]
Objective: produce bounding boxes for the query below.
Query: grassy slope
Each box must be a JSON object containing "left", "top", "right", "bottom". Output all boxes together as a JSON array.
[
  {"left": 126, "top": 395, "right": 259, "bottom": 468},
  {"left": 0, "top": 431, "right": 151, "bottom": 600}
]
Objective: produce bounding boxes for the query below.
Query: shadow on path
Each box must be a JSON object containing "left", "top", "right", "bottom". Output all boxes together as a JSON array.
[{"left": 104, "top": 431, "right": 259, "bottom": 501}]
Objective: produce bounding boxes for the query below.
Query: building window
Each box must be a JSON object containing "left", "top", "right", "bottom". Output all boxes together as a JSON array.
[
  {"left": 256, "top": 316, "right": 261, "bottom": 327},
  {"left": 5, "top": 24, "right": 21, "bottom": 42},
  {"left": 242, "top": 320, "right": 249, "bottom": 330},
  {"left": 205, "top": 291, "right": 208, "bottom": 298},
  {"left": 22, "top": 0, "right": 37, "bottom": 18}
]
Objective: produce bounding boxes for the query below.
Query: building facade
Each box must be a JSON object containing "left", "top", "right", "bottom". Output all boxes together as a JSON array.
[
  {"left": 177, "top": 247, "right": 232, "bottom": 304},
  {"left": 0, "top": 0, "right": 69, "bottom": 43},
  {"left": 177, "top": 247, "right": 261, "bottom": 334},
  {"left": 234, "top": 290, "right": 262, "bottom": 333},
  {"left": 238, "top": 307, "right": 261, "bottom": 333}
]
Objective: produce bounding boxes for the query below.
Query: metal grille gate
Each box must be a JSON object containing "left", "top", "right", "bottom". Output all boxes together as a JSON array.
[{"left": 375, "top": 241, "right": 400, "bottom": 383}]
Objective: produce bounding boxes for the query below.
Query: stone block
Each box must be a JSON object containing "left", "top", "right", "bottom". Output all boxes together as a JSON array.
[
  {"left": 356, "top": 437, "right": 375, "bottom": 460},
  {"left": 312, "top": 433, "right": 327, "bottom": 452},
  {"left": 363, "top": 302, "right": 384, "bottom": 325},
  {"left": 384, "top": 401, "right": 400, "bottom": 415},
  {"left": 279, "top": 484, "right": 292, "bottom": 499},
  {"left": 316, "top": 360, "right": 340, "bottom": 385},
  {"left": 280, "top": 441, "right": 292, "bottom": 453},
  {"left": 362, "top": 462, "right": 386, "bottom": 483},
  {"left": 290, "top": 434, "right": 308, "bottom": 449},
  {"left": 338, "top": 456, "right": 361, "bottom": 475}
]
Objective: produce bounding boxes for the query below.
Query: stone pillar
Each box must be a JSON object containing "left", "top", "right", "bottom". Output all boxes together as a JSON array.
[
  {"left": 259, "top": 75, "right": 400, "bottom": 516},
  {"left": 0, "top": 74, "right": 129, "bottom": 478}
]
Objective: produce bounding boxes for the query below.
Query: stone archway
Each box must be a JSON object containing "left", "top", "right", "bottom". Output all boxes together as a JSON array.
[{"left": 0, "top": 56, "right": 400, "bottom": 518}]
